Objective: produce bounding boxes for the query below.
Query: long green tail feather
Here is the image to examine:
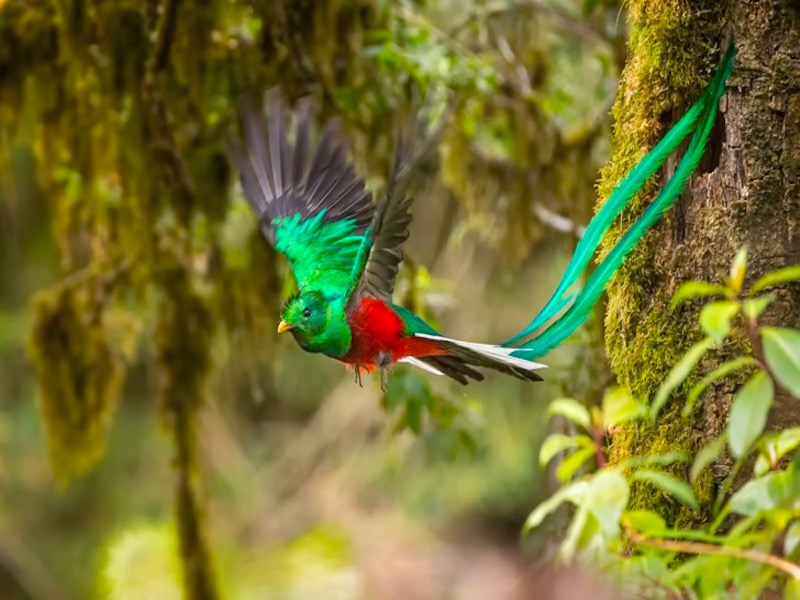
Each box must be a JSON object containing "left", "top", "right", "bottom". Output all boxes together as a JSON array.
[
  {"left": 503, "top": 82, "right": 713, "bottom": 345},
  {"left": 507, "top": 42, "right": 735, "bottom": 358}
]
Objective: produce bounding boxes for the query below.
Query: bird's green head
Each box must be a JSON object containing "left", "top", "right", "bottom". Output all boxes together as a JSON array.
[{"left": 278, "top": 290, "right": 351, "bottom": 357}]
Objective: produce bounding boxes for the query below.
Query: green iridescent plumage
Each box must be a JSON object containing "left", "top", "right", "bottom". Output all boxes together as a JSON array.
[
  {"left": 274, "top": 211, "right": 367, "bottom": 293},
  {"left": 228, "top": 43, "right": 735, "bottom": 385},
  {"left": 227, "top": 92, "right": 375, "bottom": 357},
  {"left": 272, "top": 211, "right": 368, "bottom": 356}
]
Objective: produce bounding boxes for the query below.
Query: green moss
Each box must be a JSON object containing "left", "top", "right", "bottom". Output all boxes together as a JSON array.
[
  {"left": 29, "top": 279, "right": 125, "bottom": 482},
  {"left": 610, "top": 403, "right": 708, "bottom": 527},
  {"left": 597, "top": 0, "right": 729, "bottom": 522}
]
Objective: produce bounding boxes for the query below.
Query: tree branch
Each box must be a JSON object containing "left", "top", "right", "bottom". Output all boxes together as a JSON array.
[
  {"left": 626, "top": 525, "right": 800, "bottom": 580},
  {"left": 533, "top": 203, "right": 586, "bottom": 238}
]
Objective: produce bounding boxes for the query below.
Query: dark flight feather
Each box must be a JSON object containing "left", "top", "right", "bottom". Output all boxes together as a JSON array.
[
  {"left": 424, "top": 340, "right": 544, "bottom": 383},
  {"left": 227, "top": 91, "right": 374, "bottom": 245},
  {"left": 346, "top": 108, "right": 445, "bottom": 304},
  {"left": 419, "top": 355, "right": 486, "bottom": 385}
]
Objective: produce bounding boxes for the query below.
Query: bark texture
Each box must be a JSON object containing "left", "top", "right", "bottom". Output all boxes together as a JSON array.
[{"left": 599, "top": 0, "right": 800, "bottom": 522}]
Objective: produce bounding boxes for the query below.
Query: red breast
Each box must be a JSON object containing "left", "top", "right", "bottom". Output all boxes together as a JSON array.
[{"left": 341, "top": 298, "right": 446, "bottom": 367}]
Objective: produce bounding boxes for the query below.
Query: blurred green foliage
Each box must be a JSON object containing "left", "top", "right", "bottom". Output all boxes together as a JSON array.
[
  {"left": 529, "top": 252, "right": 800, "bottom": 599},
  {"left": 0, "top": 0, "right": 623, "bottom": 598},
  {"left": 99, "top": 523, "right": 357, "bottom": 600}
]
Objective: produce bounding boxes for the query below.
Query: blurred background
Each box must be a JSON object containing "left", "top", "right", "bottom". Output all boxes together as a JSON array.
[{"left": 0, "top": 0, "right": 627, "bottom": 598}]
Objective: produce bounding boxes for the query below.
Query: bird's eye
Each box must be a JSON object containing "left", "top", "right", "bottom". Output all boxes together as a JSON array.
[{"left": 303, "top": 308, "right": 312, "bottom": 318}]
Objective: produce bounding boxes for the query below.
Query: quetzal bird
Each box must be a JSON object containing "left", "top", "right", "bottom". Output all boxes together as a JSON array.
[{"left": 228, "top": 44, "right": 735, "bottom": 389}]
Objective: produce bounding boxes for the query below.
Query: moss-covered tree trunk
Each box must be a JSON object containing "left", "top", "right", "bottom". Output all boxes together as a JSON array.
[{"left": 600, "top": 0, "right": 800, "bottom": 521}]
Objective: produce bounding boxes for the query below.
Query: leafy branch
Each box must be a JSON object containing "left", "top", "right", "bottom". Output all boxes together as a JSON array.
[
  {"left": 528, "top": 249, "right": 800, "bottom": 597},
  {"left": 624, "top": 522, "right": 800, "bottom": 580}
]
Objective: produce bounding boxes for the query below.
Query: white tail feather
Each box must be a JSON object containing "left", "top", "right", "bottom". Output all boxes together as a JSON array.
[
  {"left": 399, "top": 357, "right": 445, "bottom": 376},
  {"left": 413, "top": 334, "right": 547, "bottom": 371}
]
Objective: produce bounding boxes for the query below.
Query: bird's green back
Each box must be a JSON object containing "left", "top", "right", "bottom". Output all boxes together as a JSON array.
[
  {"left": 391, "top": 303, "right": 440, "bottom": 336},
  {"left": 274, "top": 210, "right": 369, "bottom": 295}
]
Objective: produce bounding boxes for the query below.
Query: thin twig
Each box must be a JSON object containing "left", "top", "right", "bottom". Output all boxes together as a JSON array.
[
  {"left": 592, "top": 426, "right": 607, "bottom": 468},
  {"left": 745, "top": 316, "right": 768, "bottom": 373},
  {"left": 533, "top": 203, "right": 586, "bottom": 238},
  {"left": 626, "top": 525, "right": 800, "bottom": 580}
]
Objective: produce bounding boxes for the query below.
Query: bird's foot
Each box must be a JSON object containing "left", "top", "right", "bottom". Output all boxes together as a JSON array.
[
  {"left": 377, "top": 352, "right": 392, "bottom": 392},
  {"left": 354, "top": 365, "right": 363, "bottom": 387}
]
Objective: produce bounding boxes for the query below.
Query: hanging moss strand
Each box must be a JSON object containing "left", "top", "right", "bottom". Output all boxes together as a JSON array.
[{"left": 155, "top": 267, "right": 219, "bottom": 600}]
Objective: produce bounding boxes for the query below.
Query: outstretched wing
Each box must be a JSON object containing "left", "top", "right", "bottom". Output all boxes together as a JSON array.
[
  {"left": 345, "top": 111, "right": 443, "bottom": 304},
  {"left": 227, "top": 91, "right": 374, "bottom": 292}
]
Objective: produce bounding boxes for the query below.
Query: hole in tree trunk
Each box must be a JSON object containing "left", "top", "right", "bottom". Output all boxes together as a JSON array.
[{"left": 698, "top": 111, "right": 725, "bottom": 174}]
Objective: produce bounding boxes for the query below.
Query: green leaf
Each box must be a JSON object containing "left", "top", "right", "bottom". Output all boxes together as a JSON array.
[
  {"left": 524, "top": 480, "right": 589, "bottom": 532},
  {"left": 404, "top": 398, "right": 423, "bottom": 434},
  {"left": 729, "top": 246, "right": 748, "bottom": 293},
  {"left": 785, "top": 577, "right": 800, "bottom": 600},
  {"left": 617, "top": 451, "right": 689, "bottom": 471},
  {"left": 699, "top": 300, "right": 739, "bottom": 343},
  {"left": 728, "top": 467, "right": 800, "bottom": 516},
  {"left": 751, "top": 264, "right": 800, "bottom": 293},
  {"left": 785, "top": 521, "right": 800, "bottom": 558},
  {"left": 762, "top": 327, "right": 800, "bottom": 399},
  {"left": 560, "top": 503, "right": 590, "bottom": 562},
  {"left": 671, "top": 281, "right": 729, "bottom": 308},
  {"left": 740, "top": 566, "right": 781, "bottom": 600},
  {"left": 727, "top": 371, "right": 774, "bottom": 458},
  {"left": 632, "top": 470, "right": 699, "bottom": 511},
  {"left": 691, "top": 436, "right": 727, "bottom": 483},
  {"left": 742, "top": 294, "right": 775, "bottom": 320},
  {"left": 539, "top": 434, "right": 593, "bottom": 468},
  {"left": 728, "top": 473, "right": 778, "bottom": 516},
  {"left": 651, "top": 338, "right": 714, "bottom": 421},
  {"left": 683, "top": 357, "right": 758, "bottom": 416},
  {"left": 727, "top": 513, "right": 763, "bottom": 539},
  {"left": 547, "top": 398, "right": 591, "bottom": 430},
  {"left": 602, "top": 386, "right": 645, "bottom": 428},
  {"left": 755, "top": 428, "right": 800, "bottom": 476},
  {"left": 768, "top": 465, "right": 800, "bottom": 509},
  {"left": 624, "top": 509, "right": 666, "bottom": 535},
  {"left": 559, "top": 471, "right": 630, "bottom": 561},
  {"left": 557, "top": 445, "right": 596, "bottom": 483},
  {"left": 645, "top": 527, "right": 729, "bottom": 545},
  {"left": 585, "top": 470, "right": 629, "bottom": 537}
]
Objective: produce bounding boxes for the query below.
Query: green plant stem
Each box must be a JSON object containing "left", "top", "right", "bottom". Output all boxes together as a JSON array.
[
  {"left": 745, "top": 317, "right": 766, "bottom": 368},
  {"left": 711, "top": 453, "right": 747, "bottom": 530},
  {"left": 593, "top": 426, "right": 607, "bottom": 468}
]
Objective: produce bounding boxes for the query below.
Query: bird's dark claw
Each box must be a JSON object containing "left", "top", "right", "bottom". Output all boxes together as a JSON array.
[
  {"left": 376, "top": 352, "right": 392, "bottom": 392},
  {"left": 354, "top": 365, "right": 363, "bottom": 387},
  {"left": 380, "top": 367, "right": 390, "bottom": 392}
]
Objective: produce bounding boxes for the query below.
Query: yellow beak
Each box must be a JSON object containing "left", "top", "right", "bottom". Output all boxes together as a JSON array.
[{"left": 277, "top": 320, "right": 294, "bottom": 334}]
